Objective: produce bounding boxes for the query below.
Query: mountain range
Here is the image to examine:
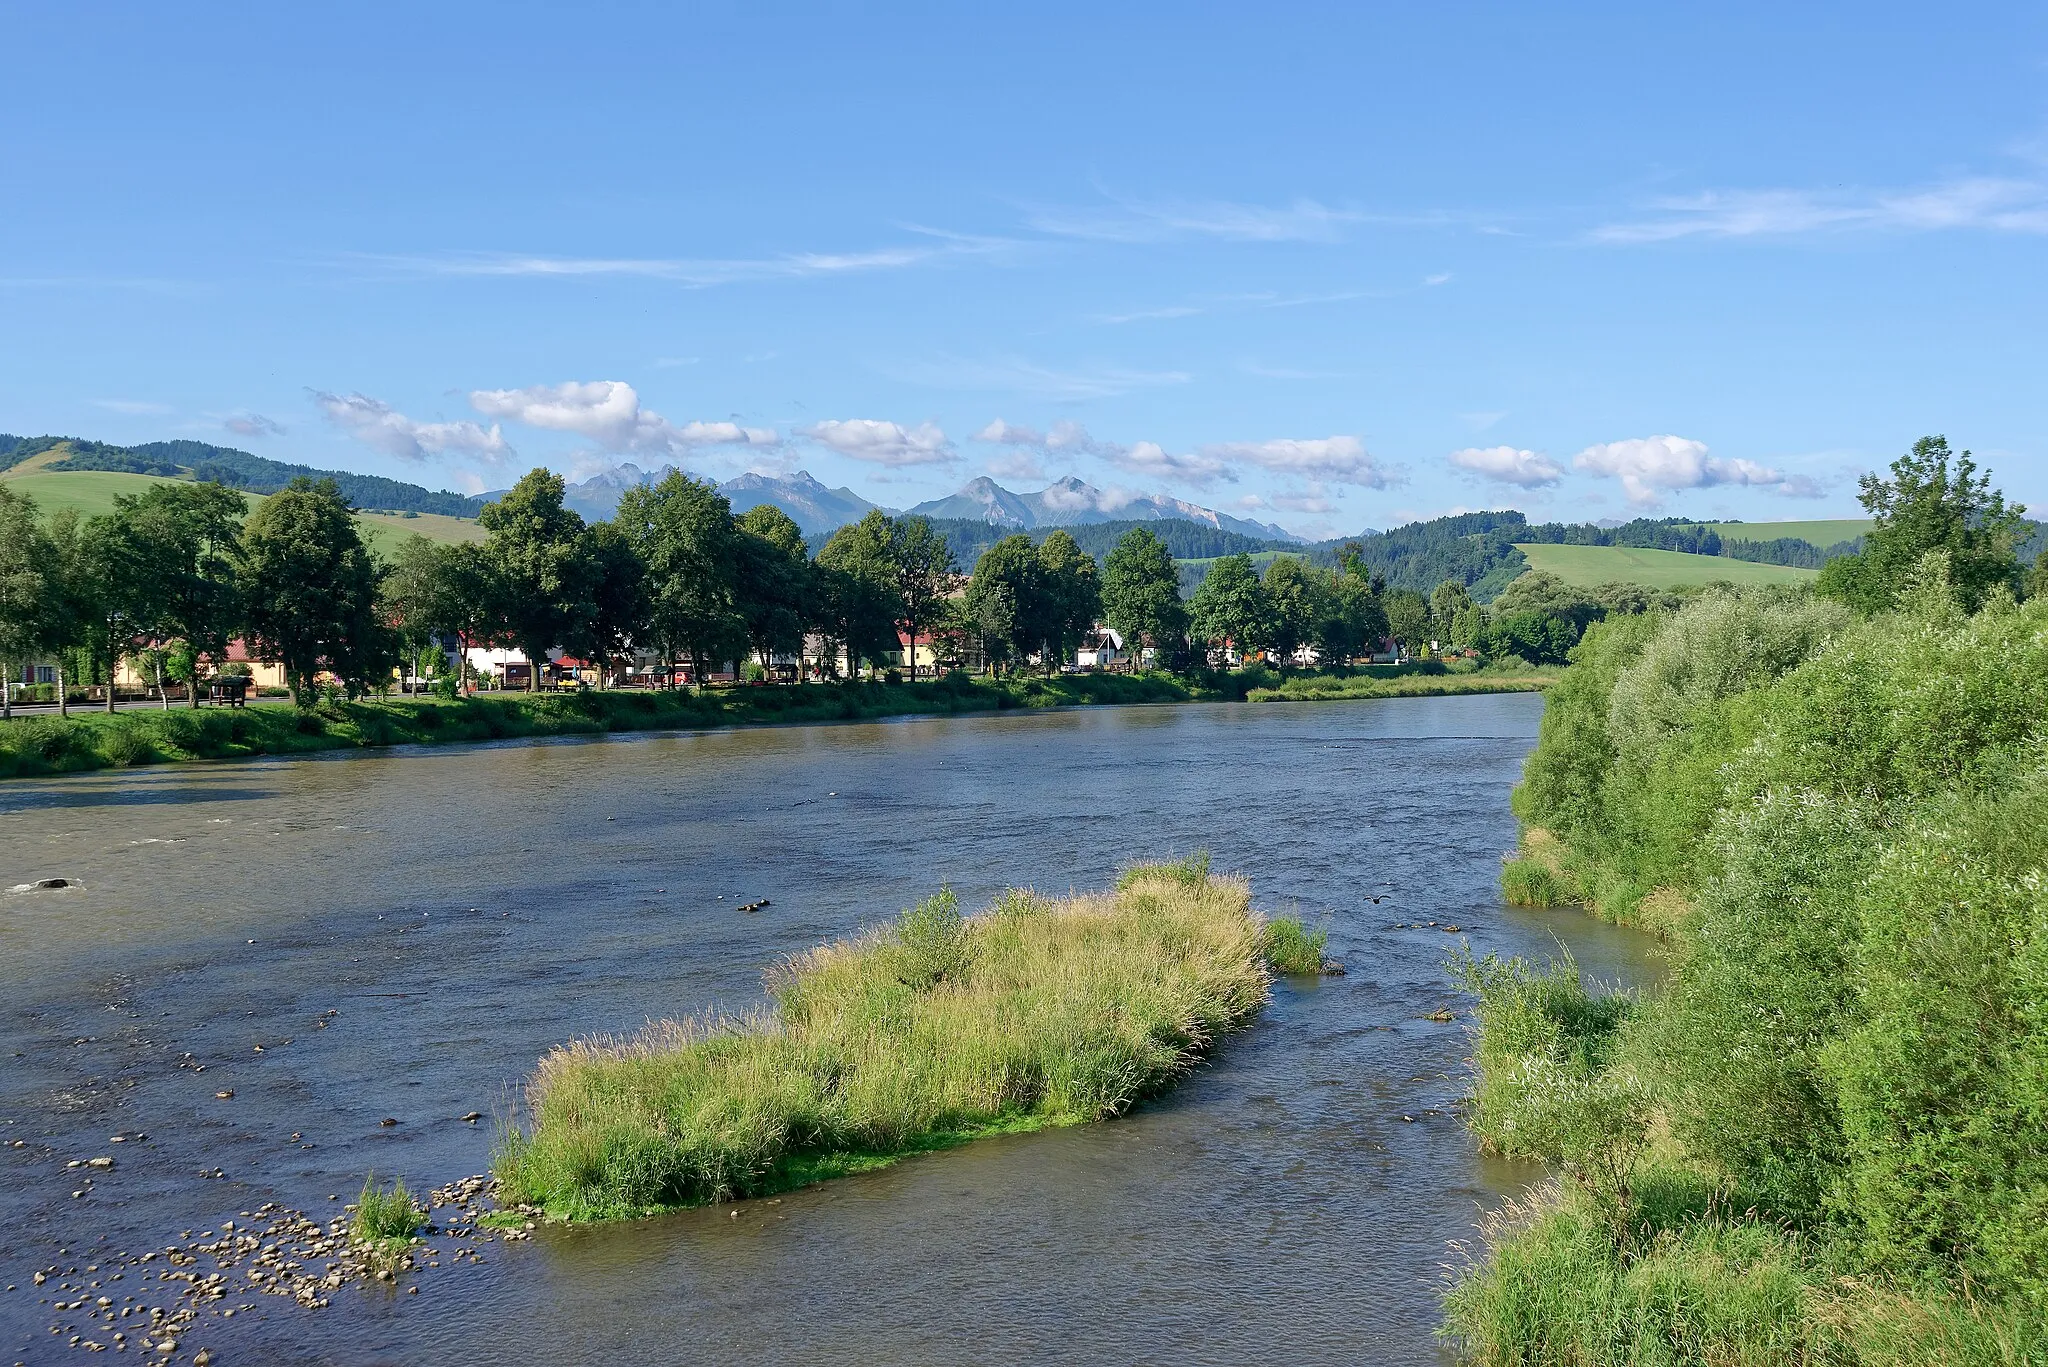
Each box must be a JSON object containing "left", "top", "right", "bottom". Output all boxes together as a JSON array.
[
  {"left": 540, "top": 464, "right": 1304, "bottom": 543},
  {"left": 905, "top": 475, "right": 1304, "bottom": 543}
]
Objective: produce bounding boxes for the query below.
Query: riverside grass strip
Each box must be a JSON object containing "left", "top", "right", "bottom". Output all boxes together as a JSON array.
[
  {"left": 495, "top": 860, "right": 1275, "bottom": 1221},
  {"left": 0, "top": 666, "right": 1555, "bottom": 781}
]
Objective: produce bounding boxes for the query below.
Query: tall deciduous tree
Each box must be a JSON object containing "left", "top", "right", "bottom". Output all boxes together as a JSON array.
[
  {"left": 76, "top": 505, "right": 160, "bottom": 712},
  {"left": 1383, "top": 587, "right": 1431, "bottom": 655},
  {"left": 480, "top": 470, "right": 593, "bottom": 692},
  {"left": 118, "top": 482, "right": 248, "bottom": 706},
  {"left": 734, "top": 504, "right": 812, "bottom": 676},
  {"left": 569, "top": 520, "right": 648, "bottom": 688},
  {"left": 616, "top": 472, "right": 744, "bottom": 686},
  {"left": 1188, "top": 553, "right": 1271, "bottom": 663},
  {"left": 384, "top": 535, "right": 457, "bottom": 692},
  {"left": 1261, "top": 557, "right": 1327, "bottom": 666},
  {"left": 1101, "top": 526, "right": 1187, "bottom": 668},
  {"left": 0, "top": 485, "right": 57, "bottom": 720},
  {"left": 889, "top": 516, "right": 957, "bottom": 682},
  {"left": 441, "top": 542, "right": 503, "bottom": 694},
  {"left": 1034, "top": 530, "right": 1099, "bottom": 672},
  {"left": 1818, "top": 436, "right": 2028, "bottom": 613},
  {"left": 40, "top": 509, "right": 90, "bottom": 716},
  {"left": 240, "top": 478, "right": 389, "bottom": 705},
  {"left": 816, "top": 510, "right": 902, "bottom": 679},
  {"left": 965, "top": 533, "right": 1043, "bottom": 673}
]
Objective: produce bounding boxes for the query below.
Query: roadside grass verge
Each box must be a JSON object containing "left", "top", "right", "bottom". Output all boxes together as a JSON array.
[{"left": 494, "top": 863, "right": 1275, "bottom": 1220}]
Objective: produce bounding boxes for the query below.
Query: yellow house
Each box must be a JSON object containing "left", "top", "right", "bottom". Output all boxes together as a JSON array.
[{"left": 114, "top": 639, "right": 288, "bottom": 691}]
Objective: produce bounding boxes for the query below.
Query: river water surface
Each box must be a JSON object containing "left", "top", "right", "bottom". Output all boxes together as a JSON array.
[{"left": 1, "top": 695, "right": 1653, "bottom": 1366}]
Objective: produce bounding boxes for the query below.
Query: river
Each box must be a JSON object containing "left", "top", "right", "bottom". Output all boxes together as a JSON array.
[{"left": 0, "top": 694, "right": 1655, "bottom": 1366}]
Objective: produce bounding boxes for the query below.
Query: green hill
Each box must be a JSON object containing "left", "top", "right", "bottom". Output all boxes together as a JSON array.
[
  {"left": 0, "top": 451, "right": 484, "bottom": 556},
  {"left": 1513, "top": 543, "right": 1820, "bottom": 590}
]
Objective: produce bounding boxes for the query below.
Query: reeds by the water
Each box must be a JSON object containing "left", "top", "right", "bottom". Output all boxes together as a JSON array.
[{"left": 496, "top": 862, "right": 1275, "bottom": 1220}]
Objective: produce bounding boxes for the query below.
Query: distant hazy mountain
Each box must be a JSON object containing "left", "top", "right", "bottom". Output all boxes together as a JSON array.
[
  {"left": 719, "top": 469, "right": 884, "bottom": 537},
  {"left": 908, "top": 474, "right": 1306, "bottom": 544},
  {"left": 564, "top": 463, "right": 682, "bottom": 521},
  {"left": 905, "top": 476, "right": 1034, "bottom": 527}
]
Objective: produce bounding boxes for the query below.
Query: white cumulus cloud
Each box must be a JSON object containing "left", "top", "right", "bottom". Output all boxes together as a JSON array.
[
  {"left": 1198, "top": 435, "right": 1395, "bottom": 488},
  {"left": 1572, "top": 435, "right": 1788, "bottom": 507},
  {"left": 1449, "top": 445, "right": 1564, "bottom": 488},
  {"left": 469, "top": 380, "right": 775, "bottom": 456},
  {"left": 804, "top": 419, "right": 956, "bottom": 467},
  {"left": 312, "top": 391, "right": 511, "bottom": 464},
  {"left": 974, "top": 418, "right": 1045, "bottom": 446}
]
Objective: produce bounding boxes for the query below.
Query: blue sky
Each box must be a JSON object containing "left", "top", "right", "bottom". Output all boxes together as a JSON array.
[{"left": 3, "top": 2, "right": 2045, "bottom": 537}]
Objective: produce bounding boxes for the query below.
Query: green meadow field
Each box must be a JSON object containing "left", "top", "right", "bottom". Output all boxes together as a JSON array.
[
  {"left": 0, "top": 460, "right": 485, "bottom": 556},
  {"left": 1512, "top": 542, "right": 1821, "bottom": 590}
]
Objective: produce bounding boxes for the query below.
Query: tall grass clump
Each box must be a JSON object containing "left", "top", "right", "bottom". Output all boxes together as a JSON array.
[
  {"left": 350, "top": 1173, "right": 423, "bottom": 1246},
  {"left": 495, "top": 863, "right": 1274, "bottom": 1220},
  {"left": 1261, "top": 916, "right": 1328, "bottom": 974}
]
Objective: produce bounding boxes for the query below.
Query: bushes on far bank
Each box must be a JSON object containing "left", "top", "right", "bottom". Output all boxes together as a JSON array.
[{"left": 495, "top": 863, "right": 1274, "bottom": 1219}]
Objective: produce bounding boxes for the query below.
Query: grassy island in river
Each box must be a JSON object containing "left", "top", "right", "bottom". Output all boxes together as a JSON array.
[{"left": 496, "top": 859, "right": 1287, "bottom": 1220}]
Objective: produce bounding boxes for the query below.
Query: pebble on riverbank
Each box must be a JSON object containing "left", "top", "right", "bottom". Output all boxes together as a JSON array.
[{"left": 26, "top": 1174, "right": 520, "bottom": 1363}]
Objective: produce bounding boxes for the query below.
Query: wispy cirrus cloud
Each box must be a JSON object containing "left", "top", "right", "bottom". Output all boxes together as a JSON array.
[
  {"left": 224, "top": 413, "right": 286, "bottom": 438},
  {"left": 93, "top": 398, "right": 174, "bottom": 416},
  {"left": 1027, "top": 192, "right": 1379, "bottom": 243},
  {"left": 346, "top": 229, "right": 1017, "bottom": 288},
  {"left": 1593, "top": 175, "right": 2048, "bottom": 243},
  {"left": 889, "top": 356, "right": 1190, "bottom": 400}
]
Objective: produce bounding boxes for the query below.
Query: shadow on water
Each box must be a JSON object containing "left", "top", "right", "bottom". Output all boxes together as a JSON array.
[{"left": 0, "top": 695, "right": 1660, "bottom": 1366}]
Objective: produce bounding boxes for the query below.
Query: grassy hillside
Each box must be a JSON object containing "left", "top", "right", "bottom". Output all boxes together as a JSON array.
[
  {"left": 1695, "top": 517, "right": 1873, "bottom": 545},
  {"left": 0, "top": 461, "right": 484, "bottom": 554},
  {"left": 1513, "top": 542, "right": 1820, "bottom": 589}
]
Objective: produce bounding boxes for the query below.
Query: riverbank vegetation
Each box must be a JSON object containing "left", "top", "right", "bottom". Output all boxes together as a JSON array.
[
  {"left": 1445, "top": 440, "right": 2048, "bottom": 1364},
  {"left": 0, "top": 661, "right": 1563, "bottom": 780},
  {"left": 496, "top": 860, "right": 1278, "bottom": 1220},
  {"left": 0, "top": 672, "right": 1197, "bottom": 778}
]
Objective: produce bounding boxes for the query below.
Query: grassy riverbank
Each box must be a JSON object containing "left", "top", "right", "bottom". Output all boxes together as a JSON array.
[
  {"left": 496, "top": 859, "right": 1276, "bottom": 1219},
  {"left": 1445, "top": 578, "right": 2048, "bottom": 1364},
  {"left": 0, "top": 665, "right": 1552, "bottom": 780}
]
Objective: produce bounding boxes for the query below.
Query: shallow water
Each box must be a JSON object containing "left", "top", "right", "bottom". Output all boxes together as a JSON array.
[{"left": 0, "top": 695, "right": 1655, "bottom": 1366}]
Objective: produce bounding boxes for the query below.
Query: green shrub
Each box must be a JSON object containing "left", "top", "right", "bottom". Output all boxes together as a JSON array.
[
  {"left": 1465, "top": 571, "right": 2048, "bottom": 1354},
  {"left": 894, "top": 888, "right": 969, "bottom": 989},
  {"left": 100, "top": 723, "right": 157, "bottom": 767}
]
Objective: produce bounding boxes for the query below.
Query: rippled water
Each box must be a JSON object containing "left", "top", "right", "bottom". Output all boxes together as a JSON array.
[{"left": 0, "top": 695, "right": 1655, "bottom": 1366}]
